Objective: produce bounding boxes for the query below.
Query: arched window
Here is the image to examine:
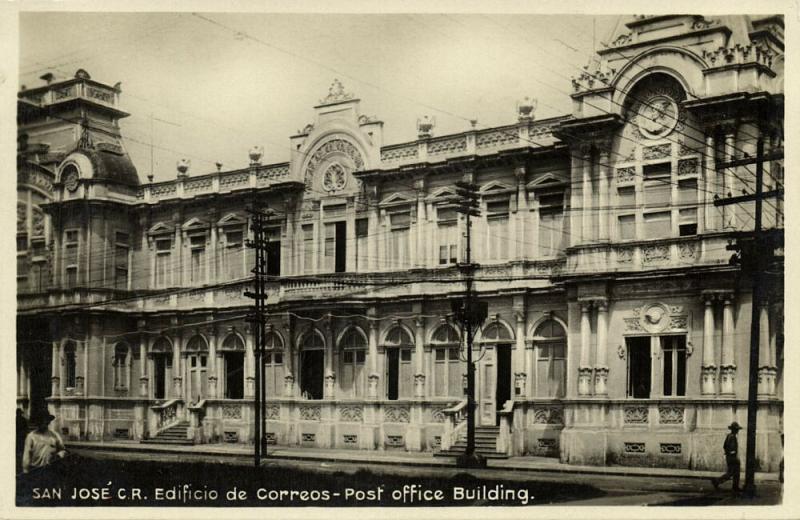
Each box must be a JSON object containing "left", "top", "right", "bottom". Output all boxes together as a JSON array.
[
  {"left": 264, "top": 331, "right": 284, "bottom": 398},
  {"left": 481, "top": 322, "right": 513, "bottom": 342},
  {"left": 300, "top": 330, "right": 324, "bottom": 400},
  {"left": 113, "top": 343, "right": 130, "bottom": 390},
  {"left": 221, "top": 334, "right": 245, "bottom": 399},
  {"left": 384, "top": 326, "right": 414, "bottom": 400},
  {"left": 151, "top": 337, "right": 173, "bottom": 400},
  {"left": 430, "top": 324, "right": 463, "bottom": 397},
  {"left": 534, "top": 320, "right": 566, "bottom": 398},
  {"left": 63, "top": 342, "right": 77, "bottom": 389},
  {"left": 338, "top": 328, "right": 366, "bottom": 398}
]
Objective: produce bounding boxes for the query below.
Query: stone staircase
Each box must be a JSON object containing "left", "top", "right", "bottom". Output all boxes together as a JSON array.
[
  {"left": 434, "top": 425, "right": 508, "bottom": 459},
  {"left": 141, "top": 421, "right": 193, "bottom": 446}
]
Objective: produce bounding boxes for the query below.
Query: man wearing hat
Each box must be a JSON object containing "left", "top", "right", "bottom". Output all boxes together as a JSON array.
[
  {"left": 21, "top": 412, "right": 66, "bottom": 474},
  {"left": 711, "top": 421, "right": 742, "bottom": 493}
]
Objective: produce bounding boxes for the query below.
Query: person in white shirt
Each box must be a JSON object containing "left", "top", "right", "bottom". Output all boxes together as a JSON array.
[{"left": 22, "top": 412, "right": 66, "bottom": 474}]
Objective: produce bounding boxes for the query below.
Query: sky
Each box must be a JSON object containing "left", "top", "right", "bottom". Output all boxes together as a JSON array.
[{"left": 19, "top": 12, "right": 618, "bottom": 182}]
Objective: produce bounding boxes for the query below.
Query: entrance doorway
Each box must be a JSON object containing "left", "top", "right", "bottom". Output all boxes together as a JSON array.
[
  {"left": 224, "top": 351, "right": 244, "bottom": 399},
  {"left": 153, "top": 354, "right": 170, "bottom": 399},
  {"left": 495, "top": 345, "right": 512, "bottom": 424},
  {"left": 627, "top": 337, "right": 651, "bottom": 398},
  {"left": 300, "top": 350, "right": 324, "bottom": 400},
  {"left": 26, "top": 343, "right": 52, "bottom": 417},
  {"left": 188, "top": 354, "right": 208, "bottom": 402}
]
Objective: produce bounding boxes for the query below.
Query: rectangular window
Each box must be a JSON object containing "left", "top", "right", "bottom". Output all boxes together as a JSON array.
[
  {"left": 679, "top": 209, "right": 697, "bottom": 237},
  {"left": 302, "top": 224, "right": 314, "bottom": 274},
  {"left": 627, "top": 336, "right": 651, "bottom": 399},
  {"left": 437, "top": 205, "right": 459, "bottom": 266},
  {"left": 486, "top": 200, "right": 509, "bottom": 217},
  {"left": 324, "top": 222, "right": 336, "bottom": 272},
  {"left": 388, "top": 212, "right": 410, "bottom": 269},
  {"left": 64, "top": 229, "right": 79, "bottom": 288},
  {"left": 643, "top": 211, "right": 671, "bottom": 238},
  {"left": 643, "top": 162, "right": 672, "bottom": 208},
  {"left": 539, "top": 209, "right": 564, "bottom": 257},
  {"left": 155, "top": 238, "right": 171, "bottom": 288},
  {"left": 189, "top": 234, "right": 206, "bottom": 285},
  {"left": 17, "top": 233, "right": 28, "bottom": 252},
  {"left": 66, "top": 266, "right": 77, "bottom": 288},
  {"left": 355, "top": 218, "right": 368, "bottom": 271},
  {"left": 618, "top": 186, "right": 636, "bottom": 210},
  {"left": 224, "top": 228, "right": 244, "bottom": 280},
  {"left": 662, "top": 336, "right": 687, "bottom": 397},
  {"left": 487, "top": 215, "right": 509, "bottom": 262},
  {"left": 114, "top": 232, "right": 129, "bottom": 290},
  {"left": 265, "top": 227, "right": 281, "bottom": 277},
  {"left": 618, "top": 215, "right": 636, "bottom": 240}
]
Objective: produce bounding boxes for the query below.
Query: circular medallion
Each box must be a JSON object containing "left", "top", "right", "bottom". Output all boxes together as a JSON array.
[
  {"left": 322, "top": 163, "right": 347, "bottom": 192},
  {"left": 63, "top": 168, "right": 79, "bottom": 192},
  {"left": 637, "top": 95, "right": 678, "bottom": 139}
]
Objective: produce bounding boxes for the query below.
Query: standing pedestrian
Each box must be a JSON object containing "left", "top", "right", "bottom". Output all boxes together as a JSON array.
[
  {"left": 711, "top": 421, "right": 742, "bottom": 494},
  {"left": 22, "top": 412, "right": 66, "bottom": 474}
]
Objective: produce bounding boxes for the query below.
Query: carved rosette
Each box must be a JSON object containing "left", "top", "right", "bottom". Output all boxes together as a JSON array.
[
  {"left": 414, "top": 373, "right": 425, "bottom": 398},
  {"left": 304, "top": 138, "right": 364, "bottom": 191}
]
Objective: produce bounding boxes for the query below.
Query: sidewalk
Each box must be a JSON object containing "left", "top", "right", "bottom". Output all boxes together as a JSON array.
[{"left": 65, "top": 440, "right": 780, "bottom": 483}]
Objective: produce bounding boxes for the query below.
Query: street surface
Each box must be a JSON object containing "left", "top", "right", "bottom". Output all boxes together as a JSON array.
[{"left": 15, "top": 449, "right": 782, "bottom": 507}]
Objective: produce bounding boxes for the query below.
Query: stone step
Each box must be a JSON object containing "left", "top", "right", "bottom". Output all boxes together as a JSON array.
[
  {"left": 141, "top": 438, "right": 194, "bottom": 446},
  {"left": 434, "top": 449, "right": 508, "bottom": 460}
]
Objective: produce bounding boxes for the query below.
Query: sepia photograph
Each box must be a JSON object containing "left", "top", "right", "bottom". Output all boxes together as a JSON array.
[{"left": 7, "top": 3, "right": 791, "bottom": 516}]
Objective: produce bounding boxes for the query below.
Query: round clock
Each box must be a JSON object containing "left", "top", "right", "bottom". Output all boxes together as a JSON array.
[{"left": 637, "top": 95, "right": 678, "bottom": 139}]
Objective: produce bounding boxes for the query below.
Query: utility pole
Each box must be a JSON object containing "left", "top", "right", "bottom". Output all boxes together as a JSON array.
[
  {"left": 245, "top": 191, "right": 274, "bottom": 467},
  {"left": 449, "top": 179, "right": 488, "bottom": 468},
  {"left": 714, "top": 134, "right": 783, "bottom": 497}
]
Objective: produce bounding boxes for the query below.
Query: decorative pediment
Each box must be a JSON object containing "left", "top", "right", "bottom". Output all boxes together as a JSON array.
[
  {"left": 623, "top": 302, "right": 688, "bottom": 334},
  {"left": 379, "top": 192, "right": 415, "bottom": 207},
  {"left": 148, "top": 222, "right": 173, "bottom": 236},
  {"left": 217, "top": 212, "right": 247, "bottom": 227},
  {"left": 479, "top": 180, "right": 514, "bottom": 194},
  {"left": 427, "top": 186, "right": 456, "bottom": 201},
  {"left": 182, "top": 217, "right": 209, "bottom": 231},
  {"left": 526, "top": 173, "right": 567, "bottom": 191}
]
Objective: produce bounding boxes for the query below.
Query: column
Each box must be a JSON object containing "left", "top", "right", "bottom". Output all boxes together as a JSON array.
[
  {"left": 368, "top": 204, "right": 379, "bottom": 272},
  {"left": 581, "top": 146, "right": 593, "bottom": 243},
  {"left": 757, "top": 301, "right": 771, "bottom": 396},
  {"left": 515, "top": 166, "right": 528, "bottom": 260},
  {"left": 598, "top": 148, "right": 610, "bottom": 241},
  {"left": 244, "top": 325, "right": 255, "bottom": 398},
  {"left": 209, "top": 220, "right": 218, "bottom": 281},
  {"left": 719, "top": 295, "right": 735, "bottom": 395},
  {"left": 704, "top": 134, "right": 717, "bottom": 231},
  {"left": 768, "top": 305, "right": 779, "bottom": 396},
  {"left": 724, "top": 129, "right": 736, "bottom": 228},
  {"left": 594, "top": 301, "right": 609, "bottom": 395},
  {"left": 139, "top": 332, "right": 149, "bottom": 397},
  {"left": 569, "top": 150, "right": 582, "bottom": 247},
  {"left": 701, "top": 294, "right": 717, "bottom": 394},
  {"left": 207, "top": 326, "right": 218, "bottom": 398},
  {"left": 284, "top": 321, "right": 295, "bottom": 397},
  {"left": 58, "top": 340, "right": 65, "bottom": 396},
  {"left": 413, "top": 180, "right": 425, "bottom": 268},
  {"left": 173, "top": 333, "right": 183, "bottom": 399},
  {"left": 513, "top": 310, "right": 526, "bottom": 396},
  {"left": 414, "top": 317, "right": 426, "bottom": 397},
  {"left": 367, "top": 314, "right": 379, "bottom": 398},
  {"left": 323, "top": 315, "right": 335, "bottom": 399},
  {"left": 578, "top": 301, "right": 593, "bottom": 395},
  {"left": 51, "top": 341, "right": 60, "bottom": 396}
]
